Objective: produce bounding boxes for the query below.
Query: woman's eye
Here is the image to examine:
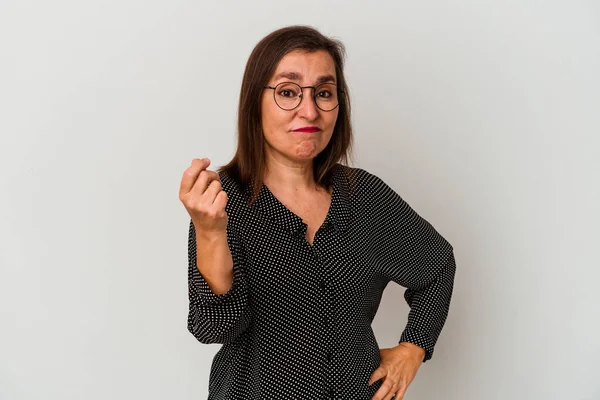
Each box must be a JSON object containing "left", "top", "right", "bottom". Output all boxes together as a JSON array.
[
  {"left": 317, "top": 90, "right": 332, "bottom": 98},
  {"left": 279, "top": 90, "right": 297, "bottom": 97}
]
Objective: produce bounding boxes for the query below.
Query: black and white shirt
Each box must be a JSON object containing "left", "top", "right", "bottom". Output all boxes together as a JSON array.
[{"left": 187, "top": 164, "right": 456, "bottom": 399}]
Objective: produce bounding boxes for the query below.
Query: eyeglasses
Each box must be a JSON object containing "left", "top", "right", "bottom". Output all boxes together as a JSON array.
[{"left": 263, "top": 82, "right": 342, "bottom": 112}]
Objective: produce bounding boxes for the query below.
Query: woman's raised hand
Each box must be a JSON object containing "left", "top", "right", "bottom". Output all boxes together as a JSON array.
[{"left": 179, "top": 158, "right": 229, "bottom": 234}]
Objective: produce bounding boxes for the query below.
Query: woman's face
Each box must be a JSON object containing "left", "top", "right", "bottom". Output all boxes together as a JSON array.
[{"left": 261, "top": 49, "right": 339, "bottom": 167}]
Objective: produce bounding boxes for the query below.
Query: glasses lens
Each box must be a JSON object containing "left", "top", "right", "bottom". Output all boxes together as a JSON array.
[
  {"left": 274, "top": 83, "right": 301, "bottom": 110},
  {"left": 315, "top": 83, "right": 339, "bottom": 111}
]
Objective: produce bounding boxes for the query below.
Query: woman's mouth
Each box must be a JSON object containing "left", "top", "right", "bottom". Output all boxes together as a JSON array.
[{"left": 292, "top": 126, "right": 321, "bottom": 133}]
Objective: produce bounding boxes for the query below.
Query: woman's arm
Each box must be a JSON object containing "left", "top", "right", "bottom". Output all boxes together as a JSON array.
[
  {"left": 194, "top": 226, "right": 234, "bottom": 295},
  {"left": 187, "top": 219, "right": 252, "bottom": 344},
  {"left": 365, "top": 171, "right": 456, "bottom": 361},
  {"left": 398, "top": 250, "right": 456, "bottom": 362}
]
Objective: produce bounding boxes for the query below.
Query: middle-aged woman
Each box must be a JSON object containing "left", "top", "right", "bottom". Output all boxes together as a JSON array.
[{"left": 179, "top": 25, "right": 457, "bottom": 400}]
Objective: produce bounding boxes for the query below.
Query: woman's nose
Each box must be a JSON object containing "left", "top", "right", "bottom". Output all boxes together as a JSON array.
[{"left": 296, "top": 90, "right": 319, "bottom": 120}]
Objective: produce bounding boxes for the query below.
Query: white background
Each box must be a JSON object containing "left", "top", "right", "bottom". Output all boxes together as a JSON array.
[{"left": 1, "top": 1, "right": 599, "bottom": 399}]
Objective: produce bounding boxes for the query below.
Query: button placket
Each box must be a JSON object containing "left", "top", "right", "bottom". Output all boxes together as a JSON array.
[{"left": 312, "top": 244, "right": 336, "bottom": 399}]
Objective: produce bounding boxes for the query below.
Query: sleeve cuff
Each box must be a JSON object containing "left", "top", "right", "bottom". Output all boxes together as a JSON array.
[
  {"left": 190, "top": 262, "right": 245, "bottom": 306},
  {"left": 399, "top": 328, "right": 435, "bottom": 362}
]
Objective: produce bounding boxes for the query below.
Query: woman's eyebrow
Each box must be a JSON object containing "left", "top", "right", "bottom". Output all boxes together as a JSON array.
[
  {"left": 274, "top": 71, "right": 302, "bottom": 81},
  {"left": 274, "top": 72, "right": 337, "bottom": 84},
  {"left": 315, "top": 74, "right": 336, "bottom": 85}
]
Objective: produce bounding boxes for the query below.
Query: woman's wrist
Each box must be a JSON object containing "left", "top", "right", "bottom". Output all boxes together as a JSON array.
[{"left": 397, "top": 342, "right": 426, "bottom": 360}]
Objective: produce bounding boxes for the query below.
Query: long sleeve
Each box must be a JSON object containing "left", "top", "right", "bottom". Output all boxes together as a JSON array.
[
  {"left": 187, "top": 219, "right": 252, "bottom": 344},
  {"left": 368, "top": 173, "right": 456, "bottom": 362},
  {"left": 399, "top": 251, "right": 455, "bottom": 362}
]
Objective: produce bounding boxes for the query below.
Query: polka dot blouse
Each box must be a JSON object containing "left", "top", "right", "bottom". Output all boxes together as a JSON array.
[{"left": 187, "top": 164, "right": 456, "bottom": 399}]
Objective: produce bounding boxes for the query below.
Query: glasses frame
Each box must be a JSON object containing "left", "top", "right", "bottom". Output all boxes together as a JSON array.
[{"left": 263, "top": 81, "right": 343, "bottom": 112}]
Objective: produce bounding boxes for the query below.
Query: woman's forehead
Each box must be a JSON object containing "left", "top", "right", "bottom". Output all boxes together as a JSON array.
[{"left": 271, "top": 50, "right": 336, "bottom": 83}]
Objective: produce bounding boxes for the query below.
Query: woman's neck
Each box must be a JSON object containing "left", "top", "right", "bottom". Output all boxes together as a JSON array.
[{"left": 263, "top": 155, "right": 317, "bottom": 194}]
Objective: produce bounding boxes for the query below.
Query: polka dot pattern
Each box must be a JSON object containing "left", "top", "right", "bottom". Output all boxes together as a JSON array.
[{"left": 187, "top": 164, "right": 456, "bottom": 399}]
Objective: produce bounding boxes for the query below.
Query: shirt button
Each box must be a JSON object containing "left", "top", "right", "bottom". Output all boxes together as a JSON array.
[
  {"left": 319, "top": 280, "right": 326, "bottom": 290},
  {"left": 327, "top": 352, "right": 332, "bottom": 362},
  {"left": 329, "top": 388, "right": 335, "bottom": 398}
]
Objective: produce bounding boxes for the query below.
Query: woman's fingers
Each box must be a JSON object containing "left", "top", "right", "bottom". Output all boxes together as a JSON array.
[
  {"left": 193, "top": 169, "right": 220, "bottom": 197},
  {"left": 179, "top": 157, "right": 229, "bottom": 232},
  {"left": 394, "top": 385, "right": 407, "bottom": 399},
  {"left": 203, "top": 179, "right": 224, "bottom": 205},
  {"left": 368, "top": 366, "right": 386, "bottom": 386},
  {"left": 213, "top": 190, "right": 229, "bottom": 213},
  {"left": 179, "top": 158, "right": 210, "bottom": 197},
  {"left": 372, "top": 377, "right": 399, "bottom": 400}
]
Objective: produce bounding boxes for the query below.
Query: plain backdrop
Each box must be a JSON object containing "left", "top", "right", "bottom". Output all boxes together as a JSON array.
[{"left": 1, "top": 1, "right": 599, "bottom": 399}]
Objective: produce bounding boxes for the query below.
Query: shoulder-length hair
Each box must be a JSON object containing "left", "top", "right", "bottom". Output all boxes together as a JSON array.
[{"left": 218, "top": 25, "right": 354, "bottom": 204}]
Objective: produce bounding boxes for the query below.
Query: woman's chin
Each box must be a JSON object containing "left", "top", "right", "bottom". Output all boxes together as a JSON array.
[{"left": 294, "top": 141, "right": 320, "bottom": 159}]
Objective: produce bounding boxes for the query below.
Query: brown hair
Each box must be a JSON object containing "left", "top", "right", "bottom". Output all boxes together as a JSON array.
[{"left": 218, "top": 25, "right": 354, "bottom": 204}]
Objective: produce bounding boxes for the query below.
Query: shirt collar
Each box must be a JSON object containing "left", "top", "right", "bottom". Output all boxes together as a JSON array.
[{"left": 252, "top": 165, "right": 351, "bottom": 236}]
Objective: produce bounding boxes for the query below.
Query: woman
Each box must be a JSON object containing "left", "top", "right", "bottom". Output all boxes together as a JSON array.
[{"left": 179, "top": 26, "right": 456, "bottom": 400}]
